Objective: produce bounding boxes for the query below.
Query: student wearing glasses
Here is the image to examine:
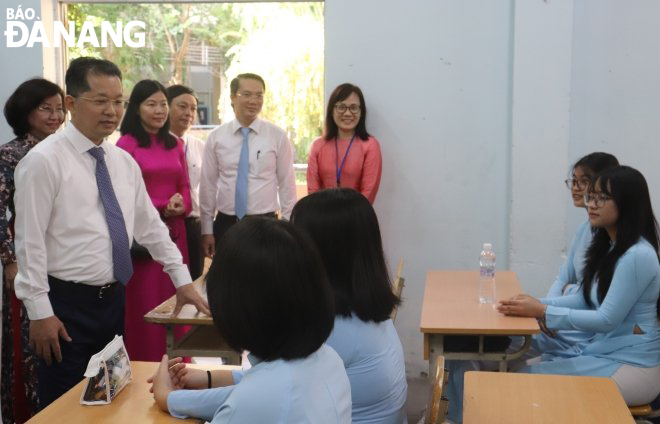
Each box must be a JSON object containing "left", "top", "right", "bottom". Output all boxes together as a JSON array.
[
  {"left": 499, "top": 165, "right": 660, "bottom": 406},
  {"left": 1, "top": 78, "right": 64, "bottom": 422},
  {"left": 446, "top": 153, "right": 622, "bottom": 423},
  {"left": 307, "top": 83, "right": 382, "bottom": 204},
  {"left": 291, "top": 188, "right": 407, "bottom": 423},
  {"left": 117, "top": 80, "right": 193, "bottom": 361},
  {"left": 532, "top": 152, "right": 620, "bottom": 354},
  {"left": 149, "top": 218, "right": 352, "bottom": 423},
  {"left": 199, "top": 73, "right": 296, "bottom": 258}
]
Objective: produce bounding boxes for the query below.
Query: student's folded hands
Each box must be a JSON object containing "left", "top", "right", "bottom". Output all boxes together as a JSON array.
[{"left": 496, "top": 294, "right": 547, "bottom": 318}]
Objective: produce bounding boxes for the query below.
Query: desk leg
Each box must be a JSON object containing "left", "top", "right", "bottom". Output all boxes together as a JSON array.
[
  {"left": 499, "top": 335, "right": 533, "bottom": 371},
  {"left": 428, "top": 334, "right": 445, "bottom": 379},
  {"left": 165, "top": 325, "right": 175, "bottom": 358},
  {"left": 499, "top": 359, "right": 507, "bottom": 372},
  {"left": 428, "top": 334, "right": 533, "bottom": 373}
]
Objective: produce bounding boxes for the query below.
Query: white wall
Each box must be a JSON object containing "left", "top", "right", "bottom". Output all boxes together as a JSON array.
[
  {"left": 326, "top": 0, "right": 660, "bottom": 377},
  {"left": 509, "top": 1, "right": 574, "bottom": 298},
  {"left": 568, "top": 0, "right": 660, "bottom": 228},
  {"left": 325, "top": 0, "right": 515, "bottom": 376}
]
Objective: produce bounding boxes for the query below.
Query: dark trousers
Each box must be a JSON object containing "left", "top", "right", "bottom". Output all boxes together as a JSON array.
[
  {"left": 185, "top": 216, "right": 204, "bottom": 280},
  {"left": 212, "top": 211, "right": 277, "bottom": 247},
  {"left": 37, "top": 276, "right": 124, "bottom": 410}
]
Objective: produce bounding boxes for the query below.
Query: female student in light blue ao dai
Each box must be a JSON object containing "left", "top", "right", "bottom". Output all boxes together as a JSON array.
[
  {"left": 531, "top": 152, "right": 619, "bottom": 356},
  {"left": 291, "top": 188, "right": 408, "bottom": 424},
  {"left": 149, "top": 218, "right": 351, "bottom": 423},
  {"left": 444, "top": 153, "right": 621, "bottom": 423},
  {"left": 499, "top": 165, "right": 660, "bottom": 406}
]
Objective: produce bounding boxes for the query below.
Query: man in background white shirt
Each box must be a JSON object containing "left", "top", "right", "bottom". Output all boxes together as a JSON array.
[
  {"left": 13, "top": 57, "right": 210, "bottom": 409},
  {"left": 199, "top": 73, "right": 296, "bottom": 257},
  {"left": 167, "top": 85, "right": 206, "bottom": 280}
]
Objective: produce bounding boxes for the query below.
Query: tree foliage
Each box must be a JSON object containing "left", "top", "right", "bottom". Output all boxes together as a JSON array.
[
  {"left": 221, "top": 3, "right": 324, "bottom": 163},
  {"left": 67, "top": 2, "right": 324, "bottom": 164},
  {"left": 67, "top": 3, "right": 241, "bottom": 92}
]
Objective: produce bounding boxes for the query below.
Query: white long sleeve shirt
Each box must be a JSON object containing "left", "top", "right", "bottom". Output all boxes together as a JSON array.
[
  {"left": 199, "top": 118, "right": 296, "bottom": 234},
  {"left": 181, "top": 133, "right": 206, "bottom": 218},
  {"left": 14, "top": 124, "right": 192, "bottom": 320}
]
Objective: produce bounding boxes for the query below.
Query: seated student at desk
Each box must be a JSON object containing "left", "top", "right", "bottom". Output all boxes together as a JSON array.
[
  {"left": 149, "top": 218, "right": 352, "bottom": 423},
  {"left": 444, "top": 153, "right": 620, "bottom": 423},
  {"left": 291, "top": 188, "right": 407, "bottom": 424},
  {"left": 499, "top": 165, "right": 660, "bottom": 406},
  {"left": 520, "top": 152, "right": 619, "bottom": 358}
]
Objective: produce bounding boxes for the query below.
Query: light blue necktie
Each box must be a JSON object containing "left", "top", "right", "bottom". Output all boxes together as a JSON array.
[
  {"left": 235, "top": 127, "right": 250, "bottom": 219},
  {"left": 88, "top": 147, "right": 133, "bottom": 285}
]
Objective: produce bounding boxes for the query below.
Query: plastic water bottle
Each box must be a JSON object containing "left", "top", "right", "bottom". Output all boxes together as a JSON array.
[{"left": 479, "top": 243, "right": 496, "bottom": 304}]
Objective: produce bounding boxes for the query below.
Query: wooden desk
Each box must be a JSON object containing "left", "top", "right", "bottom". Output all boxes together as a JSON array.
[
  {"left": 144, "top": 279, "right": 240, "bottom": 364},
  {"left": 27, "top": 361, "right": 240, "bottom": 423},
  {"left": 463, "top": 371, "right": 635, "bottom": 423},
  {"left": 419, "top": 270, "right": 540, "bottom": 374}
]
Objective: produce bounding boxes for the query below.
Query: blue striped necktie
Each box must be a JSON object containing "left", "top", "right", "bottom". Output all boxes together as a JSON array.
[
  {"left": 88, "top": 147, "right": 133, "bottom": 285},
  {"left": 235, "top": 127, "right": 250, "bottom": 219}
]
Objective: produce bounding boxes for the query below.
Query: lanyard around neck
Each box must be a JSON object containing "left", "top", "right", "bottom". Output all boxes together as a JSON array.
[{"left": 335, "top": 134, "right": 356, "bottom": 186}]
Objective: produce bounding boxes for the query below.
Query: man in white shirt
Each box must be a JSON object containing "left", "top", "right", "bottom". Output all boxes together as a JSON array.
[
  {"left": 199, "top": 73, "right": 296, "bottom": 257},
  {"left": 167, "top": 85, "right": 206, "bottom": 279},
  {"left": 13, "top": 57, "right": 210, "bottom": 408}
]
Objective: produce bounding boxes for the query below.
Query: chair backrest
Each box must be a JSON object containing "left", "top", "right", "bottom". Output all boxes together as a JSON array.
[
  {"left": 424, "top": 356, "right": 449, "bottom": 424},
  {"left": 390, "top": 259, "right": 405, "bottom": 321}
]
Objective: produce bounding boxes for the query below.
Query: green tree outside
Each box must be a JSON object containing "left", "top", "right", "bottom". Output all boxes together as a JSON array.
[{"left": 67, "top": 2, "right": 324, "bottom": 167}]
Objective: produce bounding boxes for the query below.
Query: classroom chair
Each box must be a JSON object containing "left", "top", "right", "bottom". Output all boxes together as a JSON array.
[
  {"left": 630, "top": 393, "right": 660, "bottom": 424},
  {"left": 424, "top": 356, "right": 449, "bottom": 424},
  {"left": 391, "top": 258, "right": 405, "bottom": 321}
]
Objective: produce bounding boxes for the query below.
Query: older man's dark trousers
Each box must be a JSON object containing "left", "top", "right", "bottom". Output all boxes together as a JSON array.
[
  {"left": 212, "top": 211, "right": 277, "bottom": 246},
  {"left": 36, "top": 276, "right": 124, "bottom": 410}
]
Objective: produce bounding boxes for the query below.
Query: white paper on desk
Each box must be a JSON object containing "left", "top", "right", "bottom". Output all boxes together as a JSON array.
[{"left": 80, "top": 335, "right": 132, "bottom": 405}]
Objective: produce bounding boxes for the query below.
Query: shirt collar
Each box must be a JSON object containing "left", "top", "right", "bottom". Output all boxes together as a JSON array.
[
  {"left": 247, "top": 353, "right": 262, "bottom": 367},
  {"left": 65, "top": 123, "right": 111, "bottom": 155},
  {"left": 169, "top": 131, "right": 185, "bottom": 142},
  {"left": 231, "top": 118, "right": 262, "bottom": 135}
]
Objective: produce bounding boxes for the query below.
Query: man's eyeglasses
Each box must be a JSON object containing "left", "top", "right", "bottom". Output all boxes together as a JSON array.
[
  {"left": 334, "top": 103, "right": 361, "bottom": 114},
  {"left": 76, "top": 96, "right": 129, "bottom": 110},
  {"left": 37, "top": 105, "right": 66, "bottom": 116},
  {"left": 584, "top": 193, "right": 612, "bottom": 208},
  {"left": 565, "top": 178, "right": 591, "bottom": 190},
  {"left": 236, "top": 91, "right": 264, "bottom": 100}
]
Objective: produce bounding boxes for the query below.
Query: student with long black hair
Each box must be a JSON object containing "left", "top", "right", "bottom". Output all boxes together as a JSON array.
[
  {"left": 532, "top": 152, "right": 619, "bottom": 355},
  {"left": 444, "top": 153, "right": 621, "bottom": 423},
  {"left": 291, "top": 188, "right": 407, "bottom": 424},
  {"left": 499, "top": 165, "right": 660, "bottom": 406}
]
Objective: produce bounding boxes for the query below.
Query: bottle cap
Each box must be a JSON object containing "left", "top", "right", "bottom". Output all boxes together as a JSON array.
[{"left": 482, "top": 243, "right": 493, "bottom": 250}]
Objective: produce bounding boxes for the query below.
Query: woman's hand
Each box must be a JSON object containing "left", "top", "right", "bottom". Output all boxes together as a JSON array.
[
  {"left": 147, "top": 356, "right": 212, "bottom": 390},
  {"left": 172, "top": 366, "right": 212, "bottom": 390},
  {"left": 149, "top": 355, "right": 176, "bottom": 412},
  {"left": 148, "top": 356, "right": 185, "bottom": 391},
  {"left": 164, "top": 193, "right": 185, "bottom": 217},
  {"left": 3, "top": 262, "right": 18, "bottom": 291},
  {"left": 496, "top": 294, "right": 547, "bottom": 318}
]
